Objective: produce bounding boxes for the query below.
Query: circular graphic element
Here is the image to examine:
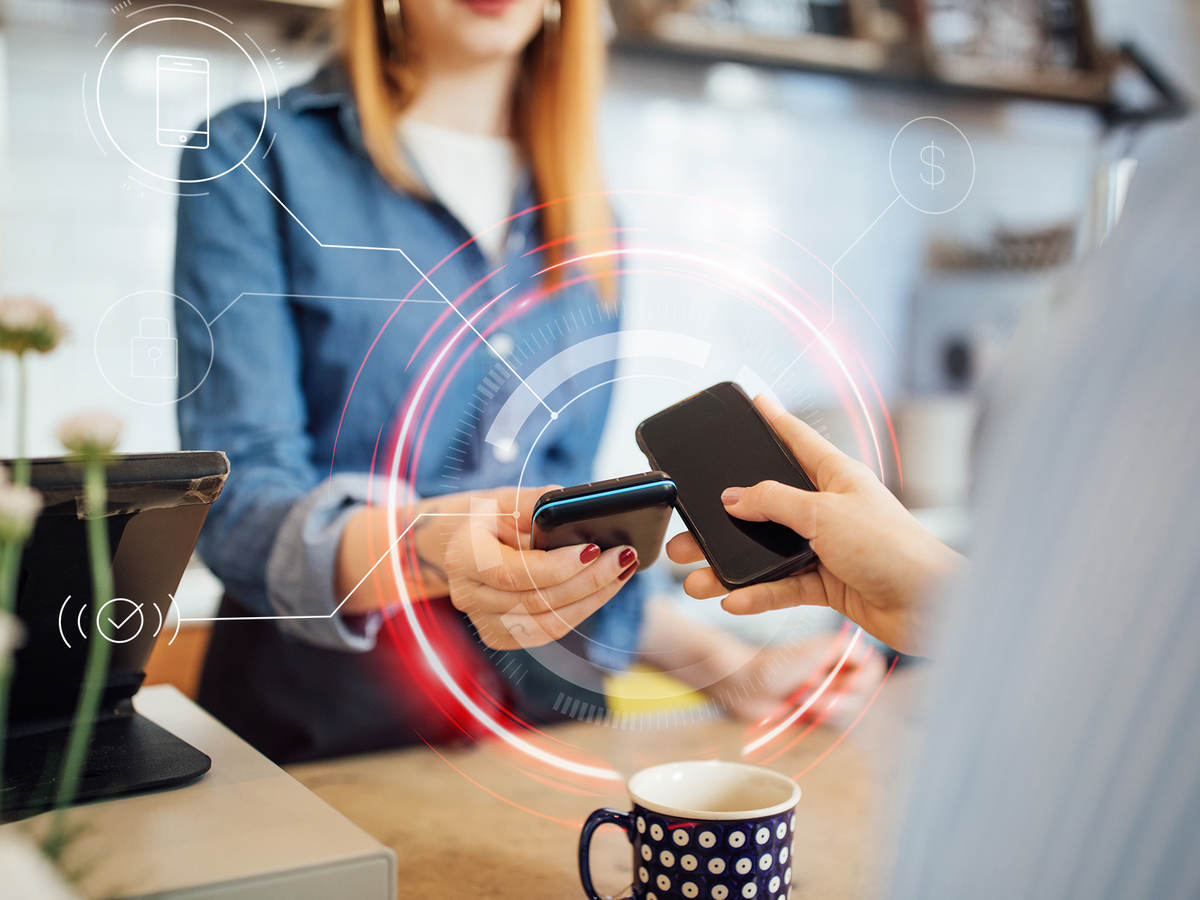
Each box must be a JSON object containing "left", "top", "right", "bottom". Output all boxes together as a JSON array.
[
  {"left": 95, "top": 18, "right": 267, "bottom": 183},
  {"left": 361, "top": 191, "right": 900, "bottom": 796},
  {"left": 96, "top": 598, "right": 144, "bottom": 644},
  {"left": 889, "top": 116, "right": 976, "bottom": 215},
  {"left": 382, "top": 242, "right": 891, "bottom": 780},
  {"left": 94, "top": 289, "right": 214, "bottom": 407}
]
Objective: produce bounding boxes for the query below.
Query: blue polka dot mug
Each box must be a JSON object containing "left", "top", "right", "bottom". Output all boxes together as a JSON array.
[{"left": 579, "top": 760, "right": 801, "bottom": 900}]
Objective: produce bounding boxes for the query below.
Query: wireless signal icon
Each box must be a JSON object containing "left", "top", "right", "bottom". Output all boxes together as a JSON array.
[{"left": 57, "top": 594, "right": 182, "bottom": 648}]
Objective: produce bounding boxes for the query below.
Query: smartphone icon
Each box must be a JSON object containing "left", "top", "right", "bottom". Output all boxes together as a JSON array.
[{"left": 156, "top": 55, "right": 209, "bottom": 149}]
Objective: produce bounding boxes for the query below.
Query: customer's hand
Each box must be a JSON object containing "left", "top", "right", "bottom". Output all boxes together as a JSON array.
[
  {"left": 444, "top": 487, "right": 638, "bottom": 650},
  {"left": 666, "top": 395, "right": 962, "bottom": 656}
]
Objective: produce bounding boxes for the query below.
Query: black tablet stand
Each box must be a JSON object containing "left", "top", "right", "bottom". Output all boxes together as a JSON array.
[{"left": 1, "top": 452, "right": 227, "bottom": 822}]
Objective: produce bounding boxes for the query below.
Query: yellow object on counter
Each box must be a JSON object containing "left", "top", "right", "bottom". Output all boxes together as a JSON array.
[{"left": 604, "top": 665, "right": 709, "bottom": 716}]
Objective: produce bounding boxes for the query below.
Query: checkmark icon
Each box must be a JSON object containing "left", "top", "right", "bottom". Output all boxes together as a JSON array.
[{"left": 107, "top": 602, "right": 142, "bottom": 631}]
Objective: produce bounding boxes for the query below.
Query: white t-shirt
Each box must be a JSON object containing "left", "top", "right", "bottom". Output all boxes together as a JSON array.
[{"left": 399, "top": 118, "right": 522, "bottom": 260}]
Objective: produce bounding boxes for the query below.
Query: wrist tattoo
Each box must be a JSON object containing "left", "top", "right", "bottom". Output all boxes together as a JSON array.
[{"left": 412, "top": 508, "right": 448, "bottom": 591}]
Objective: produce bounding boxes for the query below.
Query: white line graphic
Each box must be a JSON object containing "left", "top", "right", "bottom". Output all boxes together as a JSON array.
[
  {"left": 772, "top": 193, "right": 901, "bottom": 388},
  {"left": 238, "top": 160, "right": 552, "bottom": 414},
  {"left": 204, "top": 291, "right": 444, "bottom": 327},
  {"left": 179, "top": 512, "right": 492, "bottom": 623}
]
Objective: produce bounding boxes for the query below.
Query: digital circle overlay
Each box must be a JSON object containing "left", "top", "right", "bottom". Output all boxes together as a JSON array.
[
  {"left": 94, "top": 17, "right": 268, "bottom": 184},
  {"left": 889, "top": 116, "right": 976, "bottom": 215},
  {"left": 308, "top": 191, "right": 906, "bottom": 808},
  {"left": 94, "top": 289, "right": 214, "bottom": 407},
  {"left": 96, "top": 597, "right": 145, "bottom": 644}
]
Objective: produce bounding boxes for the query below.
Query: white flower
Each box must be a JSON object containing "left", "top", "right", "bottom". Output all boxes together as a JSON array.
[
  {"left": 0, "top": 475, "right": 42, "bottom": 542},
  {"left": 56, "top": 410, "right": 123, "bottom": 458},
  {"left": 0, "top": 295, "right": 67, "bottom": 354},
  {"left": 0, "top": 611, "right": 25, "bottom": 659},
  {"left": 0, "top": 298, "right": 40, "bottom": 330}
]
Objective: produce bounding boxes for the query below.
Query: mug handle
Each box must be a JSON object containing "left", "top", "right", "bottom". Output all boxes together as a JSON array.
[{"left": 578, "top": 807, "right": 633, "bottom": 900}]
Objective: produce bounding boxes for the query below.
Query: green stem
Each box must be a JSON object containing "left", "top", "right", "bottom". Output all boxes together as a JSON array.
[
  {"left": 0, "top": 538, "right": 20, "bottom": 791},
  {"left": 0, "top": 656, "right": 9, "bottom": 801},
  {"left": 12, "top": 352, "right": 30, "bottom": 486},
  {"left": 49, "top": 460, "right": 112, "bottom": 850},
  {"left": 2, "top": 352, "right": 33, "bottom": 789}
]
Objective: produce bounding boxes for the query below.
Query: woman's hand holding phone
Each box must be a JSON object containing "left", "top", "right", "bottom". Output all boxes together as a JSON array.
[
  {"left": 444, "top": 486, "right": 638, "bottom": 650},
  {"left": 666, "top": 395, "right": 962, "bottom": 657},
  {"left": 337, "top": 486, "right": 638, "bottom": 649}
]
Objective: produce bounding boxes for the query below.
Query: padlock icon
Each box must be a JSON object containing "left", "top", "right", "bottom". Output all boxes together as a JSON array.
[{"left": 130, "top": 317, "right": 178, "bottom": 380}]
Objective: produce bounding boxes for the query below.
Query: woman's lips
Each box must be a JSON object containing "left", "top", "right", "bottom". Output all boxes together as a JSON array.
[{"left": 458, "top": 0, "right": 516, "bottom": 16}]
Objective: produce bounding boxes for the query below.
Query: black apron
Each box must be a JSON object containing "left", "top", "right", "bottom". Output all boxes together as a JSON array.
[{"left": 196, "top": 594, "right": 609, "bottom": 764}]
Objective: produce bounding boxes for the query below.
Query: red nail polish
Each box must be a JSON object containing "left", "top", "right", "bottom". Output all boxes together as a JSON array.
[
  {"left": 619, "top": 562, "right": 637, "bottom": 581},
  {"left": 579, "top": 544, "right": 601, "bottom": 564},
  {"left": 618, "top": 547, "right": 636, "bottom": 568}
]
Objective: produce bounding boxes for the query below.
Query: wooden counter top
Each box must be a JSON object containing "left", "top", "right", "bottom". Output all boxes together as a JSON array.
[{"left": 288, "top": 669, "right": 924, "bottom": 899}]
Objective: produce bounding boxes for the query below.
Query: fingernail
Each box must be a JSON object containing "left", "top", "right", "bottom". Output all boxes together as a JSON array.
[
  {"left": 579, "top": 544, "right": 601, "bottom": 564},
  {"left": 721, "top": 487, "right": 744, "bottom": 506},
  {"left": 619, "top": 562, "right": 637, "bottom": 581},
  {"left": 618, "top": 547, "right": 637, "bottom": 568}
]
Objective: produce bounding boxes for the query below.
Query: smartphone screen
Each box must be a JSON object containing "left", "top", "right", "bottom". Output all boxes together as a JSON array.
[
  {"left": 636, "top": 382, "right": 817, "bottom": 588},
  {"left": 156, "top": 55, "right": 210, "bottom": 149}
]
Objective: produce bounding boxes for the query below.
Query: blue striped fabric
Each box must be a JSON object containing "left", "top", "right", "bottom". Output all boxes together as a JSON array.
[{"left": 887, "top": 116, "right": 1200, "bottom": 899}]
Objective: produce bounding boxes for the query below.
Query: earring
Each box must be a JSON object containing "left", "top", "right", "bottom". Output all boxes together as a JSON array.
[{"left": 543, "top": 0, "right": 562, "bottom": 26}]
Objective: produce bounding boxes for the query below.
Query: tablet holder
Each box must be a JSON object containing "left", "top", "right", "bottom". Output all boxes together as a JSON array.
[{"left": 1, "top": 452, "right": 227, "bottom": 822}]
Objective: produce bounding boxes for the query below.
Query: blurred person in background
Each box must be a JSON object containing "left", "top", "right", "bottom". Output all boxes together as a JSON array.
[
  {"left": 174, "top": 0, "right": 882, "bottom": 763},
  {"left": 670, "top": 82, "right": 1200, "bottom": 900}
]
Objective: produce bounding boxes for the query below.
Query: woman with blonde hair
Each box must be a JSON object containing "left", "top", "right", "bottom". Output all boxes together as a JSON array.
[{"left": 174, "top": 0, "right": 877, "bottom": 762}]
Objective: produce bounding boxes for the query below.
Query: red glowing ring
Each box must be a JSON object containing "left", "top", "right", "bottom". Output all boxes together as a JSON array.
[
  {"left": 364, "top": 204, "right": 896, "bottom": 777},
  {"left": 315, "top": 189, "right": 899, "bottom": 789}
]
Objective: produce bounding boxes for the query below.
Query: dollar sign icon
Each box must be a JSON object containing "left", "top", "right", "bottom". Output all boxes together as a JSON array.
[{"left": 920, "top": 140, "right": 946, "bottom": 189}]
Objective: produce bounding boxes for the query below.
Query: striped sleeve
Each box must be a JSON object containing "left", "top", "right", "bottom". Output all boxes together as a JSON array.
[{"left": 887, "top": 119, "right": 1200, "bottom": 900}]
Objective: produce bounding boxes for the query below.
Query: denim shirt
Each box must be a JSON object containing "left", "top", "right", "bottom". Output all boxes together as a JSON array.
[{"left": 173, "top": 66, "right": 644, "bottom": 672}]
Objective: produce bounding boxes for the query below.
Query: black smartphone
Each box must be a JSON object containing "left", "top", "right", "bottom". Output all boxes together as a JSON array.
[
  {"left": 636, "top": 382, "right": 818, "bottom": 589},
  {"left": 531, "top": 472, "right": 677, "bottom": 570}
]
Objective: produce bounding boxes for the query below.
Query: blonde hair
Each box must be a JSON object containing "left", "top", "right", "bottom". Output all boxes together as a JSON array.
[{"left": 338, "top": 0, "right": 616, "bottom": 302}]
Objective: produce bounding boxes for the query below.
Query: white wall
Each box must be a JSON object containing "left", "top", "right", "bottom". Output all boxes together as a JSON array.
[
  {"left": 4, "top": 0, "right": 1182, "bottom": 629},
  {"left": 2, "top": 0, "right": 1156, "bottom": 469},
  {"left": 0, "top": 0, "right": 322, "bottom": 457}
]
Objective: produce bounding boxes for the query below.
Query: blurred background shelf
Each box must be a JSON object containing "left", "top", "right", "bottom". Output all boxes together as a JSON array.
[
  {"left": 238, "top": 0, "right": 1190, "bottom": 124},
  {"left": 613, "top": 0, "right": 1189, "bottom": 125}
]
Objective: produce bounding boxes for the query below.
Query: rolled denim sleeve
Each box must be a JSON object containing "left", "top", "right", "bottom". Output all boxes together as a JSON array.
[
  {"left": 175, "top": 105, "right": 383, "bottom": 652},
  {"left": 265, "top": 473, "right": 392, "bottom": 650}
]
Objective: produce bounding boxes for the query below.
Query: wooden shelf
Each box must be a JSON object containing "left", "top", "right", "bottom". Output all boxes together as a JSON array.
[
  {"left": 645, "top": 13, "right": 890, "bottom": 74},
  {"left": 247, "top": 0, "right": 1188, "bottom": 126},
  {"left": 615, "top": 28, "right": 1187, "bottom": 126}
]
